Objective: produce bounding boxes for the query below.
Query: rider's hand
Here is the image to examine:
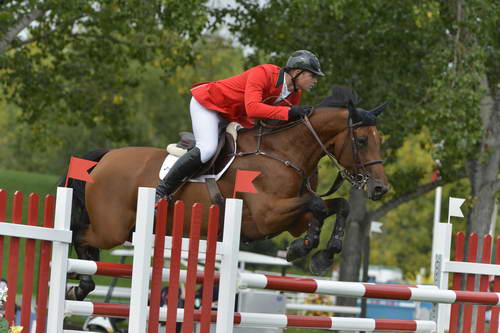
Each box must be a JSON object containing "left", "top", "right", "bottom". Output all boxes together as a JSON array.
[{"left": 288, "top": 105, "right": 312, "bottom": 121}]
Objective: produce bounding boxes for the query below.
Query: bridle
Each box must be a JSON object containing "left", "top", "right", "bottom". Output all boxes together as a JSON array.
[
  {"left": 302, "top": 109, "right": 384, "bottom": 193},
  {"left": 235, "top": 103, "right": 384, "bottom": 196}
]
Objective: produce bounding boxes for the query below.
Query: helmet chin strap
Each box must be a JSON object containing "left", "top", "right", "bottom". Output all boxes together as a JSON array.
[{"left": 288, "top": 69, "right": 305, "bottom": 92}]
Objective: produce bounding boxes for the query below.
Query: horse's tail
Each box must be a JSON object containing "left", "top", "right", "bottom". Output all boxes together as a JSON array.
[{"left": 59, "top": 148, "right": 109, "bottom": 243}]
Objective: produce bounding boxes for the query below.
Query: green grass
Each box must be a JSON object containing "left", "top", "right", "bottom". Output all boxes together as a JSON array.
[{"left": 0, "top": 169, "right": 60, "bottom": 198}]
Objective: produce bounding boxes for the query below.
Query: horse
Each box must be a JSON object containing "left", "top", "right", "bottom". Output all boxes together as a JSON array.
[{"left": 62, "top": 85, "right": 389, "bottom": 301}]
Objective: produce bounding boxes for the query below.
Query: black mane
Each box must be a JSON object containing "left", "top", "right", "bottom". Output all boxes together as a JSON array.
[
  {"left": 315, "top": 85, "right": 360, "bottom": 109},
  {"left": 315, "top": 85, "right": 378, "bottom": 126}
]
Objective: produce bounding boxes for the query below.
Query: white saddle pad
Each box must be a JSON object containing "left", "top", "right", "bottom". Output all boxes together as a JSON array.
[{"left": 159, "top": 122, "right": 242, "bottom": 182}]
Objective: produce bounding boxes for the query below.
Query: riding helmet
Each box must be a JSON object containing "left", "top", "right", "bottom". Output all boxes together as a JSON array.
[{"left": 285, "top": 50, "right": 325, "bottom": 77}]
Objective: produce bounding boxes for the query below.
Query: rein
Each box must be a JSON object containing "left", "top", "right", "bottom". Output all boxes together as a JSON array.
[{"left": 235, "top": 106, "right": 384, "bottom": 197}]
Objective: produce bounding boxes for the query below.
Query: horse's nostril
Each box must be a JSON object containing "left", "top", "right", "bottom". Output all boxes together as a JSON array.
[{"left": 374, "top": 185, "right": 385, "bottom": 194}]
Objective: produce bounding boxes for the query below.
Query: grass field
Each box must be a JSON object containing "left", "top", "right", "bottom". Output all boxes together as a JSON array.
[{"left": 0, "top": 169, "right": 60, "bottom": 197}]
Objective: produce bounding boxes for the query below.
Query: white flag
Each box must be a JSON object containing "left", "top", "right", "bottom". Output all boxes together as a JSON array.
[
  {"left": 448, "top": 197, "right": 465, "bottom": 223},
  {"left": 370, "top": 221, "right": 383, "bottom": 234}
]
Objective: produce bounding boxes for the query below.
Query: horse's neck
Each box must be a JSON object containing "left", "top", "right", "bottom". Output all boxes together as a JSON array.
[{"left": 238, "top": 109, "right": 347, "bottom": 174}]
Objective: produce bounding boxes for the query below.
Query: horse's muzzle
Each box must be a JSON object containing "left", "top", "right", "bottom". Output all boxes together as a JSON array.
[{"left": 367, "top": 179, "right": 389, "bottom": 201}]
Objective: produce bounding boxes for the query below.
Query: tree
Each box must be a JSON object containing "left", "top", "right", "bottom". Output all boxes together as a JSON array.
[
  {"left": 432, "top": 0, "right": 500, "bottom": 239},
  {"left": 0, "top": 34, "right": 245, "bottom": 174},
  {"left": 0, "top": 0, "right": 210, "bottom": 144},
  {"left": 214, "top": 0, "right": 499, "bottom": 291}
]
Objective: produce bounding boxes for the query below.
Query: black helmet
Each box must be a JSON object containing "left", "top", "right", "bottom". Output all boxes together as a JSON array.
[{"left": 285, "top": 50, "right": 324, "bottom": 77}]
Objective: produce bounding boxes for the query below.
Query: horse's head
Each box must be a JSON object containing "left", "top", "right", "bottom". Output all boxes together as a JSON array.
[{"left": 330, "top": 102, "right": 389, "bottom": 200}]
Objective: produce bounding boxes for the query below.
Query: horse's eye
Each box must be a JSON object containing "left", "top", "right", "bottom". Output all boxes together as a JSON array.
[{"left": 357, "top": 136, "right": 368, "bottom": 147}]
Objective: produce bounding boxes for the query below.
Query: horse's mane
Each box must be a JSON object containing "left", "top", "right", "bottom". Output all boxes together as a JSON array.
[
  {"left": 315, "top": 85, "right": 379, "bottom": 126},
  {"left": 315, "top": 85, "right": 360, "bottom": 109}
]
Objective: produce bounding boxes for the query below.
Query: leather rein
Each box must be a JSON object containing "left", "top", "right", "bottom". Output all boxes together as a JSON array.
[{"left": 235, "top": 105, "right": 384, "bottom": 197}]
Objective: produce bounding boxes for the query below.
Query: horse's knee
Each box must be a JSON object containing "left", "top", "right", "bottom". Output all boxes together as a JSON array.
[
  {"left": 325, "top": 198, "right": 350, "bottom": 218},
  {"left": 308, "top": 196, "right": 328, "bottom": 220}
]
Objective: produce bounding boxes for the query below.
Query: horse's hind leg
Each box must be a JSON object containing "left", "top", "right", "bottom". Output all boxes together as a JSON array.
[
  {"left": 286, "top": 196, "right": 328, "bottom": 262},
  {"left": 66, "top": 240, "right": 100, "bottom": 301},
  {"left": 310, "top": 197, "right": 350, "bottom": 275}
]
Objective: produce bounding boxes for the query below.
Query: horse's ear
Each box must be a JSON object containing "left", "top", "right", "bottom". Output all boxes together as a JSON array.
[
  {"left": 348, "top": 99, "right": 362, "bottom": 123},
  {"left": 370, "top": 101, "right": 389, "bottom": 117}
]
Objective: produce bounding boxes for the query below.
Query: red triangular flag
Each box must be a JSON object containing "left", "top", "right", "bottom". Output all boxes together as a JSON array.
[
  {"left": 65, "top": 157, "right": 98, "bottom": 187},
  {"left": 233, "top": 169, "right": 261, "bottom": 198}
]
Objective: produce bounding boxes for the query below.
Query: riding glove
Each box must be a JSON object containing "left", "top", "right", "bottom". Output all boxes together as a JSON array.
[{"left": 288, "top": 105, "right": 312, "bottom": 121}]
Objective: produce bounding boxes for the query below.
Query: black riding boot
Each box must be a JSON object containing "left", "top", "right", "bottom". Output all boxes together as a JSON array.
[{"left": 155, "top": 147, "right": 203, "bottom": 203}]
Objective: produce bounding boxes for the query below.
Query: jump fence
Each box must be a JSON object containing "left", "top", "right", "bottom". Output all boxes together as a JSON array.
[{"left": 0, "top": 186, "right": 498, "bottom": 332}]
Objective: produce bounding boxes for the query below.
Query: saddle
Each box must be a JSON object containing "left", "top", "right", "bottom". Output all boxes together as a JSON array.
[{"left": 160, "top": 122, "right": 242, "bottom": 208}]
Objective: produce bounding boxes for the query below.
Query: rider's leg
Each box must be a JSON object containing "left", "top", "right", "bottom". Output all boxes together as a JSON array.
[
  {"left": 155, "top": 97, "right": 221, "bottom": 202},
  {"left": 189, "top": 97, "right": 223, "bottom": 164}
]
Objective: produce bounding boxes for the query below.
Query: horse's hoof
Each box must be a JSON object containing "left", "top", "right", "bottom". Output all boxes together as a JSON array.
[
  {"left": 66, "top": 286, "right": 78, "bottom": 301},
  {"left": 286, "top": 238, "right": 311, "bottom": 262},
  {"left": 310, "top": 250, "right": 334, "bottom": 276}
]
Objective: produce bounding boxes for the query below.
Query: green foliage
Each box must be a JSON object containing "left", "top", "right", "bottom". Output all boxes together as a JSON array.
[
  {"left": 371, "top": 192, "right": 435, "bottom": 275},
  {"left": 367, "top": 131, "right": 472, "bottom": 277},
  {"left": 214, "top": 0, "right": 495, "bottom": 182},
  {"left": 1, "top": 0, "right": 496, "bottom": 283},
  {"left": 0, "top": 0, "right": 211, "bottom": 145},
  {"left": 0, "top": 35, "right": 245, "bottom": 174},
  {"left": 384, "top": 131, "right": 435, "bottom": 194},
  {"left": 212, "top": 0, "right": 498, "bottom": 279},
  {"left": 216, "top": 0, "right": 442, "bottom": 137},
  {"left": 421, "top": 31, "right": 485, "bottom": 169},
  {"left": 371, "top": 179, "right": 471, "bottom": 279}
]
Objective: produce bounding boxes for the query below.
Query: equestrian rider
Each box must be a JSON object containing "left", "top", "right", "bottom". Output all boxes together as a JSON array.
[{"left": 155, "top": 50, "right": 325, "bottom": 203}]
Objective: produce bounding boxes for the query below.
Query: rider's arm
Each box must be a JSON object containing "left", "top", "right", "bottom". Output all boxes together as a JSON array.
[{"left": 244, "top": 66, "right": 292, "bottom": 121}]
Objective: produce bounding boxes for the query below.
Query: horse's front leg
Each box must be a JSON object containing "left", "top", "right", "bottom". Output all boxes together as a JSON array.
[
  {"left": 66, "top": 239, "right": 100, "bottom": 301},
  {"left": 310, "top": 197, "right": 350, "bottom": 275},
  {"left": 285, "top": 195, "right": 329, "bottom": 262}
]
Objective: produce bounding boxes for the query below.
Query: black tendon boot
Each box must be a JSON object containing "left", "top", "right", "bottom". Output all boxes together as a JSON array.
[{"left": 155, "top": 147, "right": 203, "bottom": 203}]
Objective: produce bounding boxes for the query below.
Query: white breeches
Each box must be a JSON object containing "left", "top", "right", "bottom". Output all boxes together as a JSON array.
[{"left": 190, "top": 97, "right": 225, "bottom": 163}]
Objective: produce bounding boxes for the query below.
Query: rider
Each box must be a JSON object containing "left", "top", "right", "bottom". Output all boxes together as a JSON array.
[{"left": 155, "top": 50, "right": 325, "bottom": 202}]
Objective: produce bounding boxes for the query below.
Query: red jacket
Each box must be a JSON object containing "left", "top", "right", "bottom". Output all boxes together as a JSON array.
[{"left": 191, "top": 64, "right": 302, "bottom": 128}]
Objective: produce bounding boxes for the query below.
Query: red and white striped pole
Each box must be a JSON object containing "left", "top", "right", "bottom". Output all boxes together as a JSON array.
[
  {"left": 238, "top": 272, "right": 500, "bottom": 306},
  {"left": 65, "top": 300, "right": 436, "bottom": 332}
]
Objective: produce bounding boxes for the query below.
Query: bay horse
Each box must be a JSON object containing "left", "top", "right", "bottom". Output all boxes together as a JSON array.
[{"left": 63, "top": 86, "right": 389, "bottom": 301}]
